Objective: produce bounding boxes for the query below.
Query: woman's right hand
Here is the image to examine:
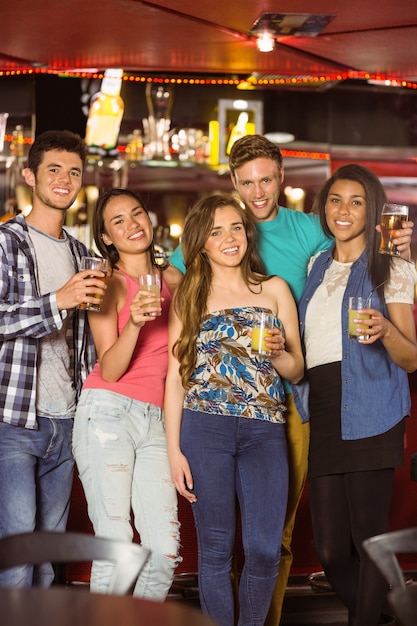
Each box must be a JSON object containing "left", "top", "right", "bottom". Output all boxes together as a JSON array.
[
  {"left": 129, "top": 289, "right": 160, "bottom": 326},
  {"left": 169, "top": 450, "right": 197, "bottom": 503}
]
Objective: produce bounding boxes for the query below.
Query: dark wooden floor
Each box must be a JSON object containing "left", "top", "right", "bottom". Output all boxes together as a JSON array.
[
  {"left": 68, "top": 571, "right": 413, "bottom": 625},
  {"left": 280, "top": 576, "right": 348, "bottom": 625},
  {"left": 168, "top": 573, "right": 350, "bottom": 625},
  {"left": 168, "top": 572, "right": 417, "bottom": 625}
]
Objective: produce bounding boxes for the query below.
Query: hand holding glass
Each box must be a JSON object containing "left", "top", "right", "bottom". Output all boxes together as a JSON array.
[
  {"left": 379, "top": 203, "right": 409, "bottom": 257},
  {"left": 78, "top": 256, "right": 109, "bottom": 312},
  {"left": 348, "top": 297, "right": 371, "bottom": 341},
  {"left": 138, "top": 274, "right": 161, "bottom": 316},
  {"left": 251, "top": 311, "right": 274, "bottom": 356}
]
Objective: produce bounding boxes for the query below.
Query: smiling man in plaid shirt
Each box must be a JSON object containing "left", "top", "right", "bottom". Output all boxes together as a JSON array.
[{"left": 0, "top": 130, "right": 105, "bottom": 588}]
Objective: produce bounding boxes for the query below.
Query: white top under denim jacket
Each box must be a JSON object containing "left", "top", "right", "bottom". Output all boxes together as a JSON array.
[{"left": 292, "top": 246, "right": 411, "bottom": 440}]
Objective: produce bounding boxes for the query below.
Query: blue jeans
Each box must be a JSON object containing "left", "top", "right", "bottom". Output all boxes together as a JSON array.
[
  {"left": 181, "top": 409, "right": 289, "bottom": 626},
  {"left": 0, "top": 417, "right": 75, "bottom": 588},
  {"left": 73, "top": 389, "right": 180, "bottom": 599}
]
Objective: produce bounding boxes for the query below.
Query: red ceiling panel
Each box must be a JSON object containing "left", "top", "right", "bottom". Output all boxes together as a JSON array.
[{"left": 0, "top": 0, "right": 416, "bottom": 85}]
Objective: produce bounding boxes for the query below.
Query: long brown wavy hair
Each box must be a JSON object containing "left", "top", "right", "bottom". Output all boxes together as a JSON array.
[{"left": 174, "top": 193, "right": 267, "bottom": 388}]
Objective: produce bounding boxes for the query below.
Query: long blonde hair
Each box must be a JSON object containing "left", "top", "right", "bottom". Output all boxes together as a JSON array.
[{"left": 174, "top": 193, "right": 266, "bottom": 388}]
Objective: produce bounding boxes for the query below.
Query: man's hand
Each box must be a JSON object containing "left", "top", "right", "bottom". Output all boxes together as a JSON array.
[
  {"left": 55, "top": 268, "right": 107, "bottom": 311},
  {"left": 376, "top": 219, "right": 414, "bottom": 261}
]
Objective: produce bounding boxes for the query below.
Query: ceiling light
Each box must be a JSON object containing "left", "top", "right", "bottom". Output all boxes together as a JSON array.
[
  {"left": 367, "top": 79, "right": 402, "bottom": 88},
  {"left": 232, "top": 99, "right": 250, "bottom": 110},
  {"left": 264, "top": 131, "right": 295, "bottom": 144},
  {"left": 251, "top": 12, "right": 335, "bottom": 38},
  {"left": 256, "top": 31, "right": 275, "bottom": 53}
]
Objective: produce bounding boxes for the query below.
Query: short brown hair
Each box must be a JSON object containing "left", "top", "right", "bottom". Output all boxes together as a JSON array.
[
  {"left": 28, "top": 130, "right": 86, "bottom": 176},
  {"left": 229, "top": 134, "right": 283, "bottom": 176}
]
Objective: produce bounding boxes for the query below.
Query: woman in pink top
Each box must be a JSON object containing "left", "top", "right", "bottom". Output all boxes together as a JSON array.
[{"left": 73, "top": 188, "right": 182, "bottom": 598}]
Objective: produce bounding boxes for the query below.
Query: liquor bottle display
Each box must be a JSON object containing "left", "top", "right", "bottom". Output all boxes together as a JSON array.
[{"left": 85, "top": 68, "right": 124, "bottom": 150}]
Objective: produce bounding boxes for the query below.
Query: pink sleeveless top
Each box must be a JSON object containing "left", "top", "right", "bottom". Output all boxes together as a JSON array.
[{"left": 83, "top": 268, "right": 172, "bottom": 409}]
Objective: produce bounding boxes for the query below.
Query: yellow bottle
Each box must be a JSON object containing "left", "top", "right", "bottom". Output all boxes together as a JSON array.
[
  {"left": 85, "top": 69, "right": 124, "bottom": 150},
  {"left": 208, "top": 120, "right": 219, "bottom": 166},
  {"left": 226, "top": 112, "right": 255, "bottom": 155}
]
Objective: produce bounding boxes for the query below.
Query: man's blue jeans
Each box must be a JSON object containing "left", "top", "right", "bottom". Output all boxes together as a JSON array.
[
  {"left": 0, "top": 417, "right": 74, "bottom": 587},
  {"left": 181, "top": 409, "right": 289, "bottom": 626}
]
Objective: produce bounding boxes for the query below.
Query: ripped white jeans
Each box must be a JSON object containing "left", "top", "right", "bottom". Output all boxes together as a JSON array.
[{"left": 73, "top": 388, "right": 180, "bottom": 599}]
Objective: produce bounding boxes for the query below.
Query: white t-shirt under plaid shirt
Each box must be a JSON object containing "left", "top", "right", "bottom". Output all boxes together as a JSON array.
[{"left": 28, "top": 224, "right": 77, "bottom": 419}]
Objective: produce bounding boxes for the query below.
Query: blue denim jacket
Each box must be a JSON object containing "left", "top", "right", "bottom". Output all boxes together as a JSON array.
[{"left": 293, "top": 246, "right": 410, "bottom": 440}]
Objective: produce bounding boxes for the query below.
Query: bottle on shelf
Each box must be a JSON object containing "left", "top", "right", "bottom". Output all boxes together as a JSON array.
[
  {"left": 0, "top": 112, "right": 9, "bottom": 153},
  {"left": 208, "top": 120, "right": 219, "bottom": 166},
  {"left": 125, "top": 129, "right": 143, "bottom": 161},
  {"left": 226, "top": 112, "right": 255, "bottom": 155},
  {"left": 10, "top": 125, "right": 25, "bottom": 158},
  {"left": 85, "top": 69, "right": 124, "bottom": 150}
]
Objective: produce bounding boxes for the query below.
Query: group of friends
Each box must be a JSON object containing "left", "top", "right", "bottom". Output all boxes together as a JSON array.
[{"left": 0, "top": 129, "right": 416, "bottom": 626}]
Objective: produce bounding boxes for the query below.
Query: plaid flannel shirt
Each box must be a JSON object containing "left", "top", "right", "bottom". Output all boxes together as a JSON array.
[{"left": 0, "top": 215, "right": 96, "bottom": 429}]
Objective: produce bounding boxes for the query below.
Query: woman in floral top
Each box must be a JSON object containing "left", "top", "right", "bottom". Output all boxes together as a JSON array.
[{"left": 164, "top": 193, "right": 304, "bottom": 626}]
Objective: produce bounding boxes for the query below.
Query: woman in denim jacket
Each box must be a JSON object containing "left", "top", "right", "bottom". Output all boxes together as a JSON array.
[{"left": 294, "top": 164, "right": 417, "bottom": 626}]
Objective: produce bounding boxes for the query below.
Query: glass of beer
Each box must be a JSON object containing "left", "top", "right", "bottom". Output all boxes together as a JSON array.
[
  {"left": 348, "top": 297, "right": 371, "bottom": 341},
  {"left": 78, "top": 256, "right": 109, "bottom": 312},
  {"left": 251, "top": 311, "right": 274, "bottom": 356},
  {"left": 379, "top": 203, "right": 409, "bottom": 256},
  {"left": 138, "top": 273, "right": 161, "bottom": 316}
]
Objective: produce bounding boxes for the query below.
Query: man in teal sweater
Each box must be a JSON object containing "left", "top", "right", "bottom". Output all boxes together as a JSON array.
[{"left": 169, "top": 134, "right": 413, "bottom": 625}]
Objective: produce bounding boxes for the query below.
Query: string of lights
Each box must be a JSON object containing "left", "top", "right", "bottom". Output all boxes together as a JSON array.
[{"left": 1, "top": 67, "right": 417, "bottom": 90}]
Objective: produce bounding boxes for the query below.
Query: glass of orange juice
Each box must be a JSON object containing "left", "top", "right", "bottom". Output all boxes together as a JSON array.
[
  {"left": 348, "top": 297, "right": 371, "bottom": 341},
  {"left": 138, "top": 273, "right": 161, "bottom": 316},
  {"left": 251, "top": 311, "right": 274, "bottom": 356}
]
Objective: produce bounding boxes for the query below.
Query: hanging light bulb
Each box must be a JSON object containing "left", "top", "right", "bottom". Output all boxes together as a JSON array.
[{"left": 256, "top": 30, "right": 275, "bottom": 53}]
